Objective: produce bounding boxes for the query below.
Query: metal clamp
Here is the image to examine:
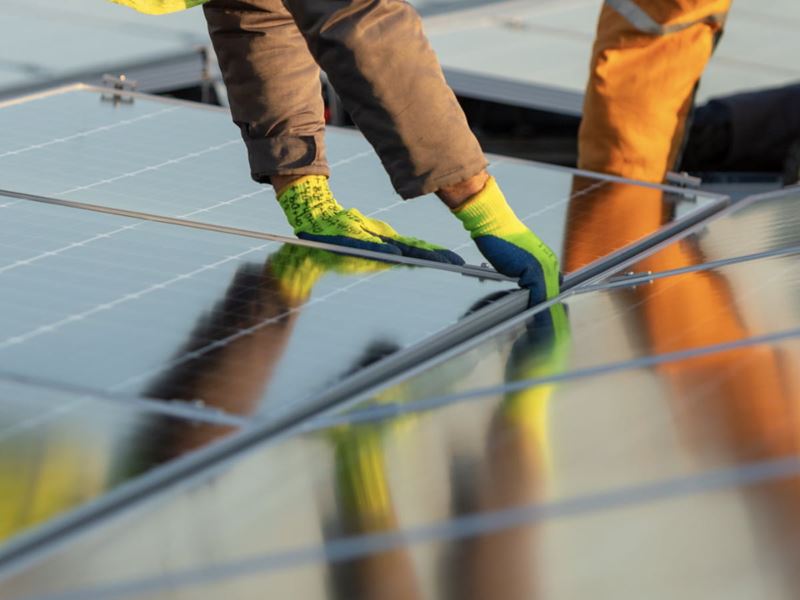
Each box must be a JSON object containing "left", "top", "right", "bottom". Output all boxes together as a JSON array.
[
  {"left": 665, "top": 171, "right": 703, "bottom": 189},
  {"left": 100, "top": 74, "right": 137, "bottom": 106}
]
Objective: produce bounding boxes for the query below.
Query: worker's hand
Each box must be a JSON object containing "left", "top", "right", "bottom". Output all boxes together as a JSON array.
[
  {"left": 453, "top": 176, "right": 561, "bottom": 304},
  {"left": 278, "top": 176, "right": 464, "bottom": 265},
  {"left": 474, "top": 229, "right": 560, "bottom": 304},
  {"left": 348, "top": 209, "right": 465, "bottom": 265}
]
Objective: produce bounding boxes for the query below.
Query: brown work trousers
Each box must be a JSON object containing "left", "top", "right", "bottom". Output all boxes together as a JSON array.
[{"left": 203, "top": 0, "right": 486, "bottom": 199}]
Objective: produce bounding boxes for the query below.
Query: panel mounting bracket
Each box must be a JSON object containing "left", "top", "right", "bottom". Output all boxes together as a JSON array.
[
  {"left": 665, "top": 171, "right": 703, "bottom": 189},
  {"left": 100, "top": 74, "right": 137, "bottom": 106}
]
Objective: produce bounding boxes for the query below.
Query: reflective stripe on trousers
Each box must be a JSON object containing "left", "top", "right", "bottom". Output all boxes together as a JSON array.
[{"left": 605, "top": 0, "right": 727, "bottom": 35}]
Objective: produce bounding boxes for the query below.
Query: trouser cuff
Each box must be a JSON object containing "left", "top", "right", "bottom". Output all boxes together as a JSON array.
[
  {"left": 242, "top": 130, "right": 330, "bottom": 184},
  {"left": 395, "top": 158, "right": 489, "bottom": 199}
]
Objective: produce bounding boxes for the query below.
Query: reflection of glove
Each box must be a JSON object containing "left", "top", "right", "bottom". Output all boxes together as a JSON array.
[
  {"left": 278, "top": 176, "right": 465, "bottom": 265},
  {"left": 331, "top": 426, "right": 394, "bottom": 530},
  {"left": 499, "top": 303, "right": 571, "bottom": 473},
  {"left": 453, "top": 177, "right": 560, "bottom": 303},
  {"left": 267, "top": 243, "right": 393, "bottom": 305}
]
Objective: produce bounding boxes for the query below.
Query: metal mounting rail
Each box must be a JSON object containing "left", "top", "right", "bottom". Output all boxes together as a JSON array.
[{"left": 0, "top": 188, "right": 513, "bottom": 283}]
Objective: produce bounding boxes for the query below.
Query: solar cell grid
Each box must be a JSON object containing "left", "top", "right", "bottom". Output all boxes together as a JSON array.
[
  {"left": 0, "top": 80, "right": 742, "bottom": 599},
  {"left": 0, "top": 88, "right": 724, "bottom": 273},
  {"left": 0, "top": 197, "right": 518, "bottom": 423}
]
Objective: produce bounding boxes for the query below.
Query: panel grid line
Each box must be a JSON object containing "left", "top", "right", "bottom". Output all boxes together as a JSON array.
[
  {"left": 0, "top": 372, "right": 247, "bottom": 439},
  {"left": 0, "top": 244, "right": 272, "bottom": 350},
  {"left": 0, "top": 107, "right": 178, "bottom": 160},
  {"left": 108, "top": 266, "right": 392, "bottom": 392},
  {"left": 54, "top": 139, "right": 241, "bottom": 196}
]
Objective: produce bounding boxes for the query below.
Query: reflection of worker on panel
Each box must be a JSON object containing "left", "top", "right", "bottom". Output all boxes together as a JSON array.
[
  {"left": 325, "top": 345, "right": 425, "bottom": 600},
  {"left": 110, "top": 0, "right": 561, "bottom": 304},
  {"left": 0, "top": 245, "right": 396, "bottom": 544},
  {"left": 131, "top": 244, "right": 396, "bottom": 460},
  {"left": 456, "top": 304, "right": 569, "bottom": 600}
]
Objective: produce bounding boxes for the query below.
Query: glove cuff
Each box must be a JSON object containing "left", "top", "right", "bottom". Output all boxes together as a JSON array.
[
  {"left": 277, "top": 175, "right": 343, "bottom": 232},
  {"left": 452, "top": 176, "right": 527, "bottom": 238}
]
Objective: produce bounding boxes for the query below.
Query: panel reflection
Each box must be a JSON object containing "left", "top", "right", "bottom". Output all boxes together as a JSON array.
[
  {"left": 5, "top": 334, "right": 800, "bottom": 600},
  {"left": 134, "top": 242, "right": 515, "bottom": 418},
  {"left": 333, "top": 249, "right": 800, "bottom": 429},
  {"left": 0, "top": 381, "right": 237, "bottom": 546},
  {"left": 599, "top": 187, "right": 800, "bottom": 279}
]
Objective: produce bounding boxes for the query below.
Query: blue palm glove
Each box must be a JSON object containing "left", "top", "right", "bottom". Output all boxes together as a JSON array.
[
  {"left": 277, "top": 176, "right": 464, "bottom": 265},
  {"left": 453, "top": 176, "right": 561, "bottom": 303}
]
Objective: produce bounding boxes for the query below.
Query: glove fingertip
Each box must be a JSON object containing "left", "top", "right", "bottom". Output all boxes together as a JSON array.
[
  {"left": 297, "top": 233, "right": 402, "bottom": 256},
  {"left": 519, "top": 268, "right": 548, "bottom": 306},
  {"left": 437, "top": 249, "right": 466, "bottom": 266},
  {"left": 377, "top": 237, "right": 465, "bottom": 266}
]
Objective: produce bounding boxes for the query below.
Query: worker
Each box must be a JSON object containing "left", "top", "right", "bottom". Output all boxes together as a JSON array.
[{"left": 108, "top": 0, "right": 561, "bottom": 304}]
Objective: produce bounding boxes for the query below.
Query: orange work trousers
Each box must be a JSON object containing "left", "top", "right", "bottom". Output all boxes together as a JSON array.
[{"left": 579, "top": 0, "right": 731, "bottom": 183}]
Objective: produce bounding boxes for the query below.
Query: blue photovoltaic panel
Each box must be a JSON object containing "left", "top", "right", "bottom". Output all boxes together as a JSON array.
[
  {"left": 0, "top": 0, "right": 208, "bottom": 97},
  {"left": 0, "top": 82, "right": 734, "bottom": 596},
  {"left": 0, "top": 196, "right": 516, "bottom": 422},
  {"left": 0, "top": 87, "right": 725, "bottom": 277}
]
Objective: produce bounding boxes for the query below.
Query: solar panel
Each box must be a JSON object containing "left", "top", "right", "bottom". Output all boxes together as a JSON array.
[
  {"left": 0, "top": 0, "right": 209, "bottom": 98},
  {"left": 319, "top": 248, "right": 800, "bottom": 429},
  {"left": 598, "top": 187, "right": 800, "bottom": 282},
  {"left": 5, "top": 329, "right": 799, "bottom": 600},
  {"left": 0, "top": 86, "right": 726, "bottom": 284},
  {"left": 0, "top": 83, "right": 731, "bottom": 588},
  {"left": 0, "top": 194, "right": 521, "bottom": 425}
]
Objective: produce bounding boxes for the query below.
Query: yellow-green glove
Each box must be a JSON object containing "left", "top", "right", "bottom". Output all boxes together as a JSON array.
[
  {"left": 453, "top": 176, "right": 561, "bottom": 303},
  {"left": 278, "top": 176, "right": 465, "bottom": 265},
  {"left": 107, "top": 0, "right": 208, "bottom": 14}
]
